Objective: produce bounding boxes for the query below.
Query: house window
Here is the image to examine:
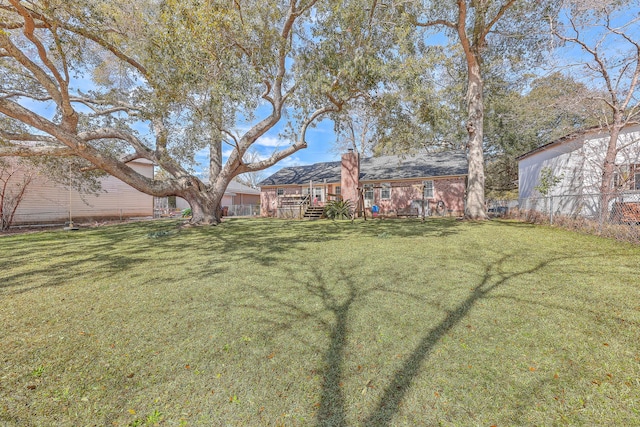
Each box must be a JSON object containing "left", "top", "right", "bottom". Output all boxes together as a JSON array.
[
  {"left": 423, "top": 180, "right": 434, "bottom": 198},
  {"left": 364, "top": 184, "right": 374, "bottom": 201},
  {"left": 613, "top": 172, "right": 622, "bottom": 189},
  {"left": 276, "top": 188, "right": 284, "bottom": 196},
  {"left": 381, "top": 183, "right": 391, "bottom": 199},
  {"left": 304, "top": 187, "right": 323, "bottom": 201},
  {"left": 614, "top": 164, "right": 640, "bottom": 190},
  {"left": 335, "top": 186, "right": 341, "bottom": 196}
]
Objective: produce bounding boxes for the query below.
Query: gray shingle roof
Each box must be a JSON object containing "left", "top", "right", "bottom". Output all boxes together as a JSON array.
[
  {"left": 259, "top": 151, "right": 468, "bottom": 186},
  {"left": 226, "top": 180, "right": 261, "bottom": 195}
]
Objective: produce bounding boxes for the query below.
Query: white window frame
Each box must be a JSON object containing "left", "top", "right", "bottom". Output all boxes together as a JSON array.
[
  {"left": 276, "top": 188, "right": 284, "bottom": 196},
  {"left": 304, "top": 187, "right": 323, "bottom": 201},
  {"left": 381, "top": 183, "right": 391, "bottom": 199},
  {"left": 313, "top": 187, "right": 323, "bottom": 201},
  {"left": 613, "top": 172, "right": 622, "bottom": 189},
  {"left": 423, "top": 180, "right": 434, "bottom": 199},
  {"left": 364, "top": 184, "right": 374, "bottom": 201}
]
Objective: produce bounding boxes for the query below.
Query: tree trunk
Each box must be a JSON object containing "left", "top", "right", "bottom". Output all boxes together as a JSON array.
[
  {"left": 464, "top": 57, "right": 488, "bottom": 220},
  {"left": 181, "top": 187, "right": 223, "bottom": 226},
  {"left": 184, "top": 196, "right": 219, "bottom": 225},
  {"left": 599, "top": 123, "right": 622, "bottom": 221},
  {"left": 180, "top": 166, "right": 236, "bottom": 226}
]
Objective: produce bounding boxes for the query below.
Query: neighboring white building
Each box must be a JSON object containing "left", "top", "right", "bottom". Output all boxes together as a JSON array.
[
  {"left": 6, "top": 158, "right": 154, "bottom": 225},
  {"left": 517, "top": 124, "right": 640, "bottom": 218}
]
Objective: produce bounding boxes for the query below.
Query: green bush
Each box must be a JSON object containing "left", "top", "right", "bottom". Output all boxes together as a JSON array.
[
  {"left": 181, "top": 208, "right": 192, "bottom": 218},
  {"left": 324, "top": 199, "right": 353, "bottom": 220}
]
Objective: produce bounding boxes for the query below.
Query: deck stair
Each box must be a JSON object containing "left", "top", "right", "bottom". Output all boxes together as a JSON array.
[{"left": 303, "top": 206, "right": 324, "bottom": 219}]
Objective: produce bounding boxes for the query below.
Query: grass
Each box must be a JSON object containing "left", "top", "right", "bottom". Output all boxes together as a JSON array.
[{"left": 0, "top": 218, "right": 639, "bottom": 426}]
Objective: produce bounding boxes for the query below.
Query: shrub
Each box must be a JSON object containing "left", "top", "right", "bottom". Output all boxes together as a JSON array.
[{"left": 324, "top": 199, "right": 353, "bottom": 220}]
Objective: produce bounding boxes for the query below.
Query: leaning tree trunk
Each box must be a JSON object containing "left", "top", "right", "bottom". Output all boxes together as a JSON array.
[
  {"left": 599, "top": 122, "right": 622, "bottom": 222},
  {"left": 180, "top": 166, "right": 237, "bottom": 226},
  {"left": 464, "top": 57, "right": 488, "bottom": 220}
]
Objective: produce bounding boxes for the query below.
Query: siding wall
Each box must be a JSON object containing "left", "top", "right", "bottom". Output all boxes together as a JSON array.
[
  {"left": 582, "top": 129, "right": 640, "bottom": 193},
  {"left": 174, "top": 193, "right": 260, "bottom": 211},
  {"left": 7, "top": 160, "right": 154, "bottom": 225},
  {"left": 233, "top": 193, "right": 260, "bottom": 205},
  {"left": 518, "top": 139, "right": 585, "bottom": 200},
  {"left": 520, "top": 127, "right": 640, "bottom": 200},
  {"left": 518, "top": 126, "right": 640, "bottom": 217}
]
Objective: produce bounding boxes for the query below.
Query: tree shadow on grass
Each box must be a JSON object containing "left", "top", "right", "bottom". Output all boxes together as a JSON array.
[
  {"left": 312, "top": 271, "right": 356, "bottom": 427},
  {"left": 236, "top": 264, "right": 417, "bottom": 426},
  {"left": 360, "top": 253, "right": 561, "bottom": 426},
  {"left": 0, "top": 218, "right": 465, "bottom": 295},
  {"left": 0, "top": 221, "right": 218, "bottom": 296},
  {"left": 202, "top": 217, "right": 464, "bottom": 267},
  {"left": 224, "top": 248, "right": 566, "bottom": 426}
]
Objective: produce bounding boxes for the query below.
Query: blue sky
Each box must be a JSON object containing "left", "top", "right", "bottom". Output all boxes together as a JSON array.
[{"left": 204, "top": 115, "right": 341, "bottom": 181}]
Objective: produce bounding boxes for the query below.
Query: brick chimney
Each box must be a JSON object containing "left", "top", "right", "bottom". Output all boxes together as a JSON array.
[{"left": 341, "top": 148, "right": 360, "bottom": 207}]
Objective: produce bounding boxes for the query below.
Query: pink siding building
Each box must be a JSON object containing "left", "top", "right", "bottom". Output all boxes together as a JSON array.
[{"left": 260, "top": 150, "right": 467, "bottom": 218}]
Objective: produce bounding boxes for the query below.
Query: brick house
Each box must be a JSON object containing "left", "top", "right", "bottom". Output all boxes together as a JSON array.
[{"left": 259, "top": 150, "right": 468, "bottom": 218}]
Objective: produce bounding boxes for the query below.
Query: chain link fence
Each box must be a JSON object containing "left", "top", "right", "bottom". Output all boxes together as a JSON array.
[
  {"left": 514, "top": 191, "right": 640, "bottom": 244},
  {"left": 227, "top": 204, "right": 260, "bottom": 217}
]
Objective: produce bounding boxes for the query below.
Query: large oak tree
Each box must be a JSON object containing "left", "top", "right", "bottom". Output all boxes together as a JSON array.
[{"left": 0, "top": 0, "right": 384, "bottom": 225}]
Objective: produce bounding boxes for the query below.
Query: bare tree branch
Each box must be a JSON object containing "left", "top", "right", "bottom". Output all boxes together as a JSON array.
[{"left": 240, "top": 104, "right": 340, "bottom": 173}]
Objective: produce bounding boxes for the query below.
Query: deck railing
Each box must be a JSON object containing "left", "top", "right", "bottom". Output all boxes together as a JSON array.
[{"left": 276, "top": 194, "right": 311, "bottom": 219}]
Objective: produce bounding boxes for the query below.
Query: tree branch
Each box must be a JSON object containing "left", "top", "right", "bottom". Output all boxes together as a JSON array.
[
  {"left": 18, "top": 4, "right": 148, "bottom": 76},
  {"left": 555, "top": 17, "right": 618, "bottom": 111},
  {"left": 0, "top": 31, "right": 64, "bottom": 107},
  {"left": 481, "top": 0, "right": 518, "bottom": 41},
  {"left": 8, "top": 0, "right": 77, "bottom": 131},
  {"left": 0, "top": 144, "right": 75, "bottom": 157},
  {"left": 0, "top": 130, "right": 57, "bottom": 143},
  {"left": 240, "top": 104, "right": 340, "bottom": 173},
  {"left": 606, "top": 22, "right": 640, "bottom": 112}
]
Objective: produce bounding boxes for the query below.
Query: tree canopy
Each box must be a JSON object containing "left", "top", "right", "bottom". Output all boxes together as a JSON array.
[
  {"left": 0, "top": 0, "right": 385, "bottom": 224},
  {"left": 2, "top": 0, "right": 634, "bottom": 225},
  {"left": 484, "top": 72, "right": 597, "bottom": 197}
]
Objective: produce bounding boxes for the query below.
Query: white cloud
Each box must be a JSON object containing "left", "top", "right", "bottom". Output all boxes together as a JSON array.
[
  {"left": 254, "top": 136, "right": 287, "bottom": 148},
  {"left": 279, "top": 155, "right": 304, "bottom": 167}
]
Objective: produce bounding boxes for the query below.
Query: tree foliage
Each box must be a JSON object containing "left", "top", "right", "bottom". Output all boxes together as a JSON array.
[
  {"left": 0, "top": 0, "right": 385, "bottom": 225},
  {"left": 374, "top": 0, "right": 563, "bottom": 218},
  {"left": 484, "top": 72, "right": 597, "bottom": 196}
]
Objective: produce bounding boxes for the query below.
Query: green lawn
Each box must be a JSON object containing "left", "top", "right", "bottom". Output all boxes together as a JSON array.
[{"left": 1, "top": 218, "right": 639, "bottom": 426}]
